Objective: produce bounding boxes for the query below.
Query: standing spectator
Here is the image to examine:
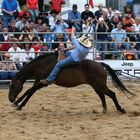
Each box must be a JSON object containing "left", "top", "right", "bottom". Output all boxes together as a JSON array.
[
  {"left": 48, "top": 0, "right": 65, "bottom": 14},
  {"left": 95, "top": 17, "right": 109, "bottom": 59},
  {"left": 1, "top": 0, "right": 18, "bottom": 27},
  {"left": 68, "top": 4, "right": 81, "bottom": 32},
  {"left": 26, "top": 0, "right": 39, "bottom": 21},
  {"left": 81, "top": 4, "right": 95, "bottom": 22},
  {"left": 95, "top": 4, "right": 103, "bottom": 20},
  {"left": 48, "top": 9, "right": 57, "bottom": 27},
  {"left": 107, "top": 6, "right": 114, "bottom": 21},
  {"left": 82, "top": 17, "right": 95, "bottom": 39},
  {"left": 110, "top": 22, "right": 131, "bottom": 58}
]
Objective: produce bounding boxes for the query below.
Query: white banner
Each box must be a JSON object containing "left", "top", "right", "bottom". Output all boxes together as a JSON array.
[{"left": 98, "top": 60, "right": 140, "bottom": 78}]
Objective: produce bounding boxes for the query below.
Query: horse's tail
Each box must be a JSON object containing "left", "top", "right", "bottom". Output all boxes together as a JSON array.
[{"left": 101, "top": 62, "right": 136, "bottom": 99}]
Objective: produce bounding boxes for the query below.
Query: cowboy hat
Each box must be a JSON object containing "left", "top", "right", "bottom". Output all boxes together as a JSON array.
[{"left": 78, "top": 36, "right": 92, "bottom": 48}]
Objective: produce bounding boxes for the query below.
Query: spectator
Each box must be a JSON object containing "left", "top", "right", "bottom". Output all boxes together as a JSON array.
[
  {"left": 35, "top": 16, "right": 44, "bottom": 32},
  {"left": 28, "top": 21, "right": 38, "bottom": 39},
  {"left": 21, "top": 38, "right": 35, "bottom": 65},
  {"left": 111, "top": 10, "right": 122, "bottom": 28},
  {"left": 1, "top": 0, "right": 18, "bottom": 27},
  {"left": 8, "top": 20, "right": 20, "bottom": 39},
  {"left": 110, "top": 22, "right": 131, "bottom": 58},
  {"left": 18, "top": 4, "right": 30, "bottom": 19},
  {"left": 95, "top": 17, "right": 109, "bottom": 59},
  {"left": 95, "top": 4, "right": 104, "bottom": 20},
  {"left": 16, "top": 13, "right": 30, "bottom": 31},
  {"left": 0, "top": 61, "right": 17, "bottom": 80},
  {"left": 81, "top": 4, "right": 95, "bottom": 22},
  {"left": 50, "top": 15, "right": 69, "bottom": 41},
  {"left": 0, "top": 33, "right": 15, "bottom": 52},
  {"left": 0, "top": 27, "right": 9, "bottom": 41},
  {"left": 82, "top": 17, "right": 95, "bottom": 39},
  {"left": 4, "top": 38, "right": 24, "bottom": 69},
  {"left": 18, "top": 26, "right": 32, "bottom": 42},
  {"left": 0, "top": 22, "right": 3, "bottom": 32},
  {"left": 68, "top": 4, "right": 81, "bottom": 32},
  {"left": 48, "top": 10, "right": 57, "bottom": 27},
  {"left": 31, "top": 36, "right": 42, "bottom": 56},
  {"left": 123, "top": 5, "right": 135, "bottom": 18},
  {"left": 26, "top": 0, "right": 39, "bottom": 21},
  {"left": 43, "top": 24, "right": 54, "bottom": 51},
  {"left": 107, "top": 6, "right": 114, "bottom": 21},
  {"left": 48, "top": 0, "right": 65, "bottom": 14}
]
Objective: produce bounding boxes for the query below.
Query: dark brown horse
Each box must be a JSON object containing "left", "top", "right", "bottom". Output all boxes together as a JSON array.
[{"left": 9, "top": 52, "right": 135, "bottom": 113}]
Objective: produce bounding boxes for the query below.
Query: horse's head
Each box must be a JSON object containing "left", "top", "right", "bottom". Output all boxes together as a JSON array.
[{"left": 9, "top": 77, "right": 23, "bottom": 103}]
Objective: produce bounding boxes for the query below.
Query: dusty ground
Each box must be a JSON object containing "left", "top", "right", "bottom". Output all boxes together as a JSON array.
[{"left": 0, "top": 81, "right": 140, "bottom": 140}]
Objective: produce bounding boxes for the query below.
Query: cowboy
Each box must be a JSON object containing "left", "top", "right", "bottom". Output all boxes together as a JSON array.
[{"left": 40, "top": 26, "right": 92, "bottom": 85}]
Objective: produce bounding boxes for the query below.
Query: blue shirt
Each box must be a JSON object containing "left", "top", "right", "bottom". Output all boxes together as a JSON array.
[
  {"left": 1, "top": 0, "right": 17, "bottom": 13},
  {"left": 68, "top": 10, "right": 81, "bottom": 22},
  {"left": 111, "top": 28, "right": 127, "bottom": 43},
  {"left": 70, "top": 36, "right": 89, "bottom": 61}
]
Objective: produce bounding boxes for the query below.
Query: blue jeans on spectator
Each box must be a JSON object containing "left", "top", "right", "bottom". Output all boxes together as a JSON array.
[
  {"left": 29, "top": 10, "right": 39, "bottom": 21},
  {"left": 47, "top": 55, "right": 75, "bottom": 82},
  {"left": 0, "top": 72, "right": 16, "bottom": 80},
  {"left": 72, "top": 22, "right": 81, "bottom": 32},
  {"left": 96, "top": 39, "right": 107, "bottom": 60},
  {"left": 3, "top": 15, "right": 14, "bottom": 27},
  {"left": 112, "top": 42, "right": 131, "bottom": 57}
]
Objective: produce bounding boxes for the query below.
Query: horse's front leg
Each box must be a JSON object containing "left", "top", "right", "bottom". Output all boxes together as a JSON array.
[
  {"left": 16, "top": 82, "right": 46, "bottom": 111},
  {"left": 12, "top": 80, "right": 40, "bottom": 107}
]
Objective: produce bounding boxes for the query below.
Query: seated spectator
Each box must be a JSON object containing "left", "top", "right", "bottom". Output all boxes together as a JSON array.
[
  {"left": 21, "top": 38, "right": 35, "bottom": 65},
  {"left": 35, "top": 16, "right": 44, "bottom": 32},
  {"left": 1, "top": 0, "right": 18, "bottom": 27},
  {"left": 0, "top": 61, "right": 17, "bottom": 80},
  {"left": 28, "top": 21, "right": 38, "bottom": 39},
  {"left": 43, "top": 26, "right": 55, "bottom": 51},
  {"left": 26, "top": 0, "right": 39, "bottom": 21},
  {"left": 8, "top": 20, "right": 20, "bottom": 39},
  {"left": 81, "top": 4, "right": 95, "bottom": 22},
  {"left": 0, "top": 21, "right": 3, "bottom": 32},
  {"left": 110, "top": 22, "right": 131, "bottom": 58},
  {"left": 0, "top": 27, "right": 9, "bottom": 41},
  {"left": 95, "top": 17, "right": 109, "bottom": 59},
  {"left": 4, "top": 38, "right": 24, "bottom": 70},
  {"left": 50, "top": 15, "right": 69, "bottom": 41},
  {"left": 68, "top": 4, "right": 82, "bottom": 32},
  {"left": 123, "top": 5, "right": 135, "bottom": 19},
  {"left": 48, "top": 0, "right": 65, "bottom": 14},
  {"left": 19, "top": 26, "right": 32, "bottom": 42},
  {"left": 82, "top": 17, "right": 95, "bottom": 39},
  {"left": 16, "top": 13, "right": 30, "bottom": 31},
  {"left": 31, "top": 36, "right": 42, "bottom": 56},
  {"left": 18, "top": 4, "right": 30, "bottom": 19}
]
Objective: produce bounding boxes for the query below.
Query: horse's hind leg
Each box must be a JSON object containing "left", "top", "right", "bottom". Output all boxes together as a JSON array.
[
  {"left": 105, "top": 89, "right": 126, "bottom": 113},
  {"left": 91, "top": 85, "right": 107, "bottom": 113}
]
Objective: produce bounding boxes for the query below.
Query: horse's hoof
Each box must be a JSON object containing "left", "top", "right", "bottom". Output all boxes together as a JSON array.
[
  {"left": 16, "top": 106, "right": 22, "bottom": 111},
  {"left": 11, "top": 103, "right": 18, "bottom": 107},
  {"left": 120, "top": 108, "right": 126, "bottom": 113}
]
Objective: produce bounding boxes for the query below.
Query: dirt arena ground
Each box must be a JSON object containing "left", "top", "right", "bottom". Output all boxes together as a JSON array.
[{"left": 0, "top": 81, "right": 140, "bottom": 140}]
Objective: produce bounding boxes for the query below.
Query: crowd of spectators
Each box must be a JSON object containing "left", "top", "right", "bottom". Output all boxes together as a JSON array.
[{"left": 0, "top": 0, "right": 140, "bottom": 80}]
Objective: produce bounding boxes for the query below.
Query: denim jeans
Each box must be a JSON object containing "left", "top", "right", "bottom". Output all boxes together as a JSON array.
[
  {"left": 29, "top": 10, "right": 39, "bottom": 21},
  {"left": 0, "top": 72, "right": 16, "bottom": 80},
  {"left": 3, "top": 15, "right": 14, "bottom": 27},
  {"left": 47, "top": 56, "right": 75, "bottom": 82}
]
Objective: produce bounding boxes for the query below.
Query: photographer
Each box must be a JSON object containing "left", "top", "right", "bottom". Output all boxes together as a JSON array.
[
  {"left": 50, "top": 15, "right": 69, "bottom": 41},
  {"left": 82, "top": 17, "right": 95, "bottom": 40}
]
